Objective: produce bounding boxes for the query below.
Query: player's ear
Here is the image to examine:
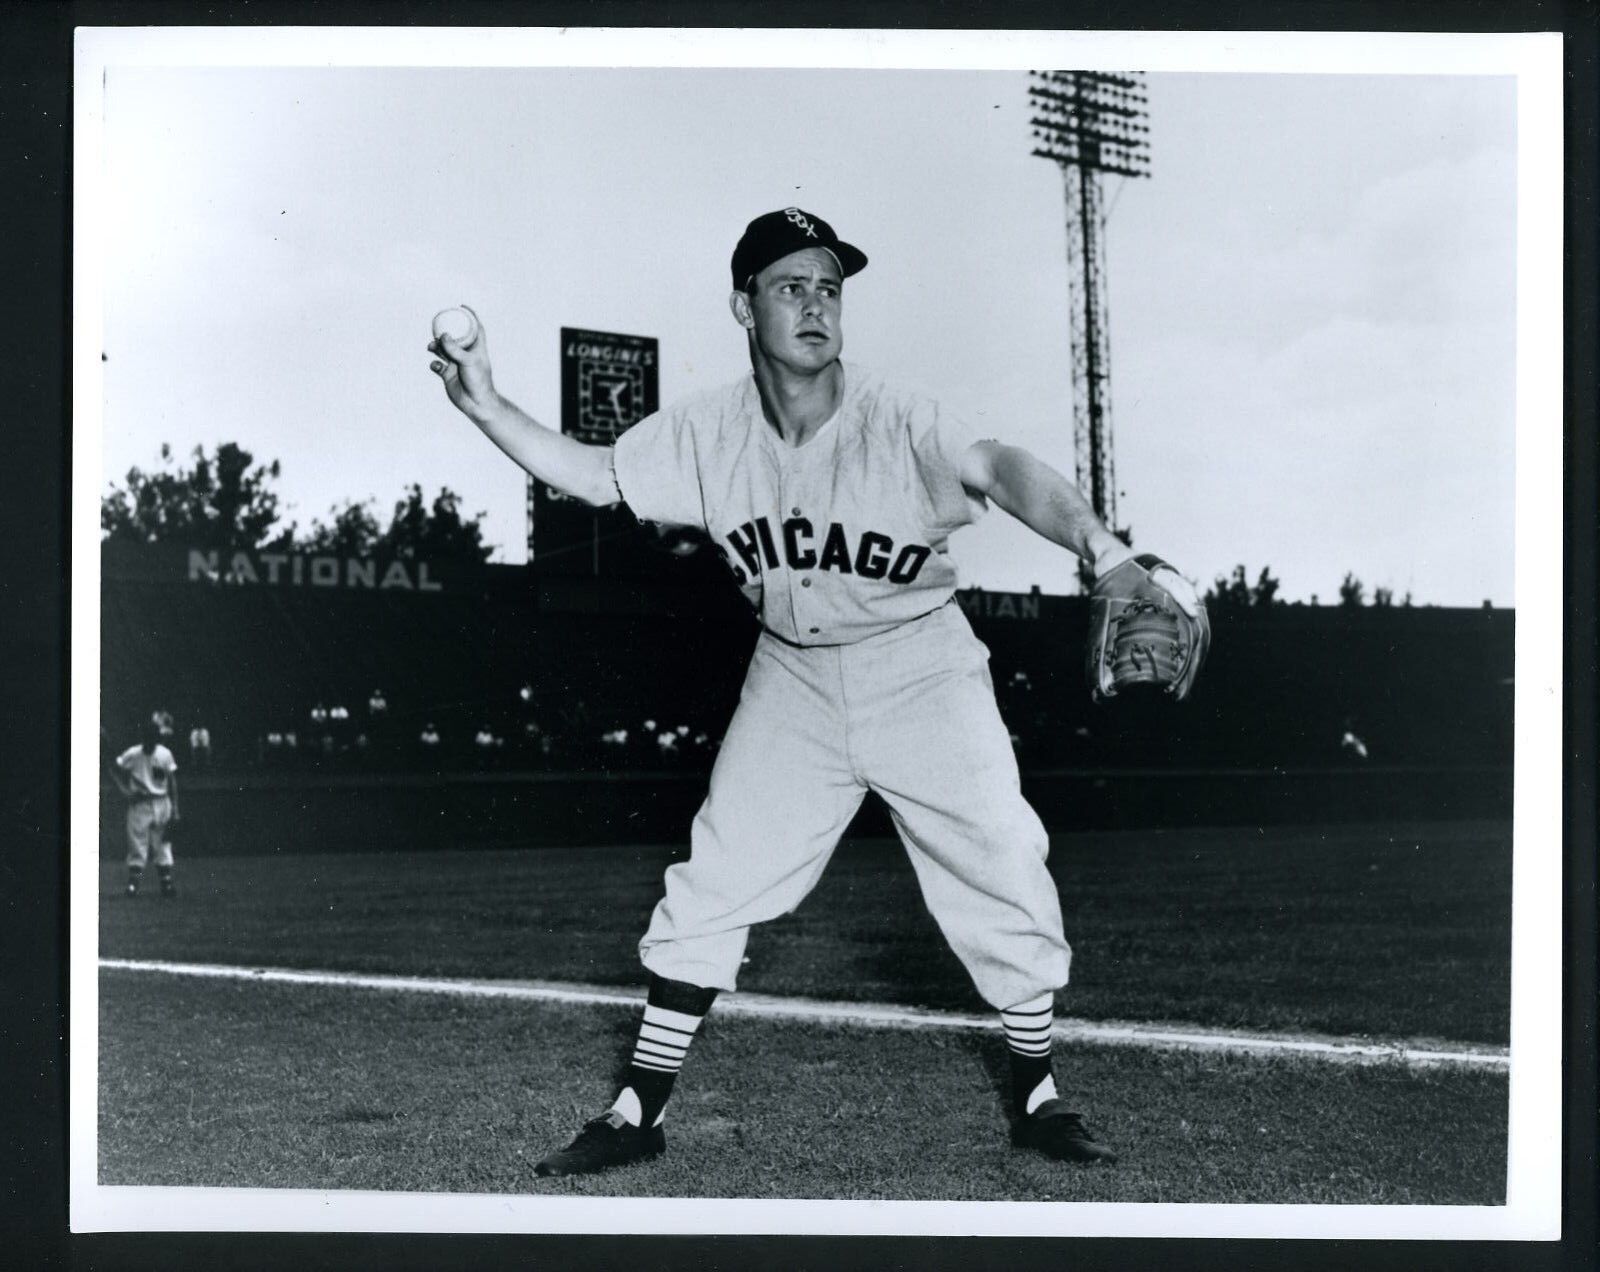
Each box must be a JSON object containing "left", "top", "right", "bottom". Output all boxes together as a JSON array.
[{"left": 729, "top": 289, "right": 755, "bottom": 330}]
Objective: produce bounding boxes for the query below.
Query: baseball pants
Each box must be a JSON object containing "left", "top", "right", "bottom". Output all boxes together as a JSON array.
[
  {"left": 125, "top": 796, "right": 174, "bottom": 868},
  {"left": 639, "top": 601, "right": 1071, "bottom": 1010}
]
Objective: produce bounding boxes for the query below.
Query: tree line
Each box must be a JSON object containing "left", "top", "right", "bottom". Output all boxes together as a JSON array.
[
  {"left": 104, "top": 442, "right": 1420, "bottom": 603},
  {"left": 101, "top": 442, "right": 493, "bottom": 563},
  {"left": 1204, "top": 564, "right": 1413, "bottom": 610}
]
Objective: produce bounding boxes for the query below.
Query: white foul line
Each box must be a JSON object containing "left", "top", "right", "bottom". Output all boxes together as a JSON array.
[{"left": 98, "top": 957, "right": 1509, "bottom": 1072}]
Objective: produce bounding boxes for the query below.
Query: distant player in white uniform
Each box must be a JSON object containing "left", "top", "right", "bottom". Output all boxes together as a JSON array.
[
  {"left": 430, "top": 208, "right": 1186, "bottom": 1177},
  {"left": 112, "top": 718, "right": 181, "bottom": 898}
]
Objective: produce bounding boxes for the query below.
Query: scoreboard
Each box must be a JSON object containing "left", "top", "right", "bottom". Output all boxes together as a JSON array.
[
  {"left": 526, "top": 327, "right": 660, "bottom": 574},
  {"left": 560, "top": 328, "right": 659, "bottom": 446}
]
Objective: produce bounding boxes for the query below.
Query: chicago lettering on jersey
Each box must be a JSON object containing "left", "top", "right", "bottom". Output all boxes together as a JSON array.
[{"left": 716, "top": 517, "right": 931, "bottom": 587}]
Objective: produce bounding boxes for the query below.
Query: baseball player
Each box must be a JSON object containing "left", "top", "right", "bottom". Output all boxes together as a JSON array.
[
  {"left": 429, "top": 208, "right": 1201, "bottom": 1178},
  {"left": 112, "top": 718, "right": 180, "bottom": 898}
]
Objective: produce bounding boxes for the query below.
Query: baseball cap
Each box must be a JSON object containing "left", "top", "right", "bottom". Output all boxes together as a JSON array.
[{"left": 731, "top": 208, "right": 868, "bottom": 291}]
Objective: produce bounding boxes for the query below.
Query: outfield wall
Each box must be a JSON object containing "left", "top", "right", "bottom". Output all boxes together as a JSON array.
[
  {"left": 100, "top": 544, "right": 1513, "bottom": 777},
  {"left": 97, "top": 542, "right": 1513, "bottom": 851}
]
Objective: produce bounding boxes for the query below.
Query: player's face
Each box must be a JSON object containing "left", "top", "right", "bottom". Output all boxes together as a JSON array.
[{"left": 738, "top": 247, "right": 844, "bottom": 373}]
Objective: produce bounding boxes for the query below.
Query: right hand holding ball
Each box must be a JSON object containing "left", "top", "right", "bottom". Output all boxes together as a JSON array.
[
  {"left": 432, "top": 306, "right": 480, "bottom": 347},
  {"left": 428, "top": 304, "right": 496, "bottom": 423}
]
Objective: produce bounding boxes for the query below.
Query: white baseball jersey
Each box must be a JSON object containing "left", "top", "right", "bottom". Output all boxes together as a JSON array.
[
  {"left": 613, "top": 363, "right": 988, "bottom": 644},
  {"left": 613, "top": 362, "right": 1070, "bottom": 1010},
  {"left": 116, "top": 744, "right": 177, "bottom": 797}
]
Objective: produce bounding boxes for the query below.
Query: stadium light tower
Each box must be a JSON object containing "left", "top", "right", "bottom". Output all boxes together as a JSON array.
[{"left": 1028, "top": 69, "right": 1149, "bottom": 554}]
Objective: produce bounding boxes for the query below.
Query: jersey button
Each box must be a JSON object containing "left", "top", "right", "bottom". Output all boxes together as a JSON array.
[
  {"left": 800, "top": 578, "right": 811, "bottom": 588},
  {"left": 791, "top": 506, "right": 802, "bottom": 517},
  {"left": 809, "top": 627, "right": 820, "bottom": 634}
]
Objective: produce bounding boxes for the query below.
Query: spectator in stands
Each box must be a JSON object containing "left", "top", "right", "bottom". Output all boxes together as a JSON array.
[
  {"left": 151, "top": 708, "right": 175, "bottom": 742},
  {"left": 519, "top": 717, "right": 551, "bottom": 767},
  {"left": 513, "top": 683, "right": 546, "bottom": 766},
  {"left": 1340, "top": 718, "right": 1370, "bottom": 761},
  {"left": 594, "top": 727, "right": 625, "bottom": 773},
  {"left": 329, "top": 703, "right": 353, "bottom": 757},
  {"left": 301, "top": 703, "right": 333, "bottom": 759},
  {"left": 361, "top": 690, "right": 391, "bottom": 758},
  {"left": 420, "top": 722, "right": 441, "bottom": 749},
  {"left": 187, "top": 722, "right": 212, "bottom": 770}
]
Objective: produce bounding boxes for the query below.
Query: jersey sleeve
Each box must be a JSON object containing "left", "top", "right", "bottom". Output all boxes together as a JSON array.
[
  {"left": 114, "top": 746, "right": 136, "bottom": 771},
  {"left": 909, "top": 396, "right": 989, "bottom": 534},
  {"left": 611, "top": 406, "right": 708, "bottom": 531}
]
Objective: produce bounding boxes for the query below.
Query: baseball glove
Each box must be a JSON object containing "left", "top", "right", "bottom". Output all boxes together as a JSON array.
[{"left": 1085, "top": 553, "right": 1211, "bottom": 702}]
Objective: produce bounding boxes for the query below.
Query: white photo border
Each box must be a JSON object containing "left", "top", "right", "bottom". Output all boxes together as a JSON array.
[{"left": 69, "top": 25, "right": 1564, "bottom": 1240}]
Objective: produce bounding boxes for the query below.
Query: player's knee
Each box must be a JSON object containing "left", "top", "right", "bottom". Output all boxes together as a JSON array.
[{"left": 975, "top": 811, "right": 1049, "bottom": 863}]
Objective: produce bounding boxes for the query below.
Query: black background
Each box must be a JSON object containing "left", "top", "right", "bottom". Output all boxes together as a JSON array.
[{"left": 2, "top": 3, "right": 1593, "bottom": 1269}]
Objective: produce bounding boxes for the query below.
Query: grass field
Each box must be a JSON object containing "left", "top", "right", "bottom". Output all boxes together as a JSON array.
[
  {"left": 95, "top": 820, "right": 1512, "bottom": 1204},
  {"left": 98, "top": 972, "right": 1508, "bottom": 1203},
  {"left": 100, "top": 820, "right": 1512, "bottom": 1043}
]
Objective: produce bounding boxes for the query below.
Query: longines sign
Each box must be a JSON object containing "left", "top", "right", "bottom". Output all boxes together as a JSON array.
[{"left": 186, "top": 548, "right": 444, "bottom": 592}]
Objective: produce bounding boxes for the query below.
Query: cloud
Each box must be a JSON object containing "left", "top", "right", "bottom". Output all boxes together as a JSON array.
[{"left": 1093, "top": 131, "right": 1515, "bottom": 605}]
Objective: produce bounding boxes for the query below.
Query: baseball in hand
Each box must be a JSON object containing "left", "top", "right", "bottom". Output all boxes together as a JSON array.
[{"left": 432, "top": 306, "right": 479, "bottom": 346}]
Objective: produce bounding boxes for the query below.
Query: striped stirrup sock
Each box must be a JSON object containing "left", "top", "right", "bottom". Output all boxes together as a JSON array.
[
  {"left": 1001, "top": 992, "right": 1059, "bottom": 1116},
  {"left": 631, "top": 1002, "right": 706, "bottom": 1076},
  {"left": 610, "top": 976, "right": 717, "bottom": 1128}
]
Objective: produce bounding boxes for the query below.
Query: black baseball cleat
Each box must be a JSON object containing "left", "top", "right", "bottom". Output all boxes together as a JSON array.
[
  {"left": 534, "top": 1109, "right": 666, "bottom": 1177},
  {"left": 1012, "top": 1099, "right": 1119, "bottom": 1165},
  {"left": 160, "top": 885, "right": 177, "bottom": 899}
]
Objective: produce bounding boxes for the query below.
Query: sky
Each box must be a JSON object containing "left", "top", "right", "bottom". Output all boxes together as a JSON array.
[{"left": 95, "top": 56, "right": 1518, "bottom": 605}]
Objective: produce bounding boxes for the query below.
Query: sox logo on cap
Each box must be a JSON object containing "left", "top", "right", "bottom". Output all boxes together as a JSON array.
[{"left": 784, "top": 208, "right": 820, "bottom": 238}]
